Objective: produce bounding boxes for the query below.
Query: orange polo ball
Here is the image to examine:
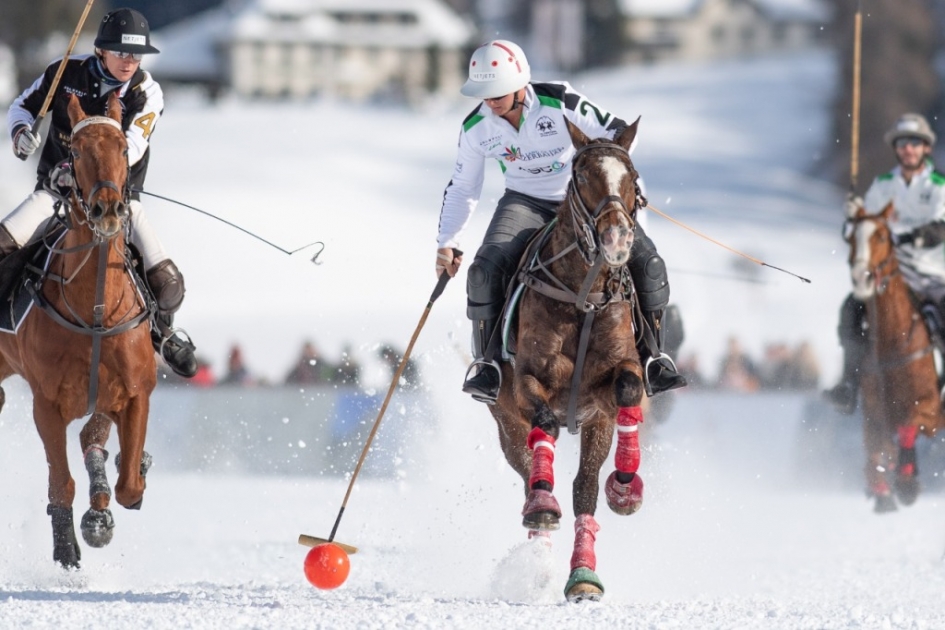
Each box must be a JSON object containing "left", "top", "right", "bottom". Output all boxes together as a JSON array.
[{"left": 303, "top": 543, "right": 350, "bottom": 589}]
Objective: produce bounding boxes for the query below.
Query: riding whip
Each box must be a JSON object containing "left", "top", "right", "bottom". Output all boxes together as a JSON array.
[
  {"left": 298, "top": 251, "right": 461, "bottom": 554},
  {"left": 134, "top": 189, "right": 324, "bottom": 262},
  {"left": 32, "top": 0, "right": 97, "bottom": 135},
  {"left": 645, "top": 203, "right": 811, "bottom": 283}
]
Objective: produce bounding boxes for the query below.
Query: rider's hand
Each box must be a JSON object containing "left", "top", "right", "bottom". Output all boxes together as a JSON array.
[
  {"left": 49, "top": 161, "right": 74, "bottom": 190},
  {"left": 844, "top": 192, "right": 863, "bottom": 218},
  {"left": 436, "top": 247, "right": 462, "bottom": 278},
  {"left": 12, "top": 125, "right": 40, "bottom": 160}
]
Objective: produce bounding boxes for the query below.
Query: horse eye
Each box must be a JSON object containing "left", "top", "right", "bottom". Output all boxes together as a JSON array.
[
  {"left": 575, "top": 173, "right": 587, "bottom": 185},
  {"left": 71, "top": 150, "right": 80, "bottom": 160}
]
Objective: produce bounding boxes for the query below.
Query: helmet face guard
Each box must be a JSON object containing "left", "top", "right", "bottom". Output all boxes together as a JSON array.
[
  {"left": 884, "top": 113, "right": 936, "bottom": 147},
  {"left": 94, "top": 8, "right": 160, "bottom": 55},
  {"left": 460, "top": 40, "right": 530, "bottom": 99}
]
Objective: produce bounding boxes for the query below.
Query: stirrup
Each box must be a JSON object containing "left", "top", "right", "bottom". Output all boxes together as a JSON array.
[
  {"left": 158, "top": 326, "right": 195, "bottom": 355},
  {"left": 643, "top": 352, "right": 684, "bottom": 397},
  {"left": 462, "top": 359, "right": 502, "bottom": 404}
]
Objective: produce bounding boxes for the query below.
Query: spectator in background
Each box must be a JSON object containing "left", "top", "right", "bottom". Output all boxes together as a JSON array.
[
  {"left": 717, "top": 336, "right": 760, "bottom": 392},
  {"left": 220, "top": 344, "right": 254, "bottom": 386},
  {"left": 285, "top": 340, "right": 330, "bottom": 385},
  {"left": 759, "top": 342, "right": 793, "bottom": 389},
  {"left": 190, "top": 356, "right": 216, "bottom": 388},
  {"left": 377, "top": 344, "right": 421, "bottom": 391},
  {"left": 675, "top": 352, "right": 705, "bottom": 389},
  {"left": 788, "top": 341, "right": 820, "bottom": 390},
  {"left": 333, "top": 343, "right": 361, "bottom": 386}
]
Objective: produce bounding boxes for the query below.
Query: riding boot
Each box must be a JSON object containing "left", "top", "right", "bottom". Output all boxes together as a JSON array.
[
  {"left": 146, "top": 259, "right": 197, "bottom": 378},
  {"left": 823, "top": 295, "right": 866, "bottom": 415},
  {"left": 462, "top": 318, "right": 501, "bottom": 404},
  {"left": 0, "top": 224, "right": 19, "bottom": 265},
  {"left": 639, "top": 309, "right": 687, "bottom": 396}
]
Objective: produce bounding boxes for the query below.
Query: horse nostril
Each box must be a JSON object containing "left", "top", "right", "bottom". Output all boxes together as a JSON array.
[{"left": 90, "top": 202, "right": 105, "bottom": 221}]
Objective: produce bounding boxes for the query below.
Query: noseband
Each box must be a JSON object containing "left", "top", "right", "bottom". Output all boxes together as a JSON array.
[
  {"left": 69, "top": 116, "right": 130, "bottom": 239},
  {"left": 567, "top": 142, "right": 646, "bottom": 265}
]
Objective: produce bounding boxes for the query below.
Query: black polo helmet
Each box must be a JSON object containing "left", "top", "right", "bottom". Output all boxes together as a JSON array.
[{"left": 94, "top": 8, "right": 160, "bottom": 55}]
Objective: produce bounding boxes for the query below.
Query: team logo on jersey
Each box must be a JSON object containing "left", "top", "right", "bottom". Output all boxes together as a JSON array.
[
  {"left": 536, "top": 116, "right": 557, "bottom": 137},
  {"left": 502, "top": 145, "right": 523, "bottom": 162},
  {"left": 63, "top": 86, "right": 88, "bottom": 99},
  {"left": 921, "top": 191, "right": 932, "bottom": 203}
]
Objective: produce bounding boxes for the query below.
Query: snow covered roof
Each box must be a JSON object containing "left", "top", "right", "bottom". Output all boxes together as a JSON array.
[{"left": 619, "top": 0, "right": 827, "bottom": 21}]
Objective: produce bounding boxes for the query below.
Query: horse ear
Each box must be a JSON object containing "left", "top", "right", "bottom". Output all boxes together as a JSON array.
[
  {"left": 881, "top": 202, "right": 895, "bottom": 221},
  {"left": 615, "top": 116, "right": 641, "bottom": 151},
  {"left": 66, "top": 93, "right": 85, "bottom": 128},
  {"left": 106, "top": 92, "right": 122, "bottom": 123},
  {"left": 567, "top": 118, "right": 590, "bottom": 149}
]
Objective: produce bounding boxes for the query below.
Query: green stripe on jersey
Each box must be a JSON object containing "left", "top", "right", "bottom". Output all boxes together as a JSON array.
[
  {"left": 498, "top": 160, "right": 507, "bottom": 173},
  {"left": 463, "top": 114, "right": 484, "bottom": 131},
  {"left": 877, "top": 172, "right": 894, "bottom": 181},
  {"left": 931, "top": 171, "right": 945, "bottom": 186},
  {"left": 537, "top": 95, "right": 562, "bottom": 109}
]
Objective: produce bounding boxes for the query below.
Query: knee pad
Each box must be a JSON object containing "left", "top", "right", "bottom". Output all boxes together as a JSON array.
[
  {"left": 467, "top": 256, "right": 507, "bottom": 320},
  {"left": 631, "top": 254, "right": 669, "bottom": 311},
  {"left": 146, "top": 259, "right": 185, "bottom": 314}
]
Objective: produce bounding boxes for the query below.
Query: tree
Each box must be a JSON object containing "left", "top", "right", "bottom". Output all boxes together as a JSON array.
[{"left": 829, "top": 0, "right": 942, "bottom": 192}]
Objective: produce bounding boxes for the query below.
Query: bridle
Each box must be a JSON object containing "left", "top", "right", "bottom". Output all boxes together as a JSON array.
[
  {"left": 68, "top": 115, "right": 131, "bottom": 240},
  {"left": 844, "top": 215, "right": 900, "bottom": 296},
  {"left": 567, "top": 141, "right": 646, "bottom": 266}
]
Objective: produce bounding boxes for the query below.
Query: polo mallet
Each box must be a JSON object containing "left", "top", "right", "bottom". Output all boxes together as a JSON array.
[
  {"left": 850, "top": 0, "right": 863, "bottom": 192},
  {"left": 30, "top": 0, "right": 97, "bottom": 137},
  {"left": 299, "top": 249, "right": 462, "bottom": 553}
]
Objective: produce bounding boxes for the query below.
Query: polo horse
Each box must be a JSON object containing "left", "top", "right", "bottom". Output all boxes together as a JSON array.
[
  {"left": 489, "top": 118, "right": 647, "bottom": 602},
  {"left": 846, "top": 203, "right": 942, "bottom": 512},
  {"left": 0, "top": 93, "right": 156, "bottom": 567}
]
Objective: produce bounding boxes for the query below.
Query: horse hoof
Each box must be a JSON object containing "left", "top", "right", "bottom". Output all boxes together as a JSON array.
[
  {"left": 565, "top": 567, "right": 604, "bottom": 602},
  {"left": 873, "top": 493, "right": 897, "bottom": 513},
  {"left": 894, "top": 474, "right": 919, "bottom": 506},
  {"left": 115, "top": 451, "right": 153, "bottom": 477},
  {"left": 521, "top": 489, "right": 561, "bottom": 531},
  {"left": 605, "top": 471, "right": 643, "bottom": 515},
  {"left": 48, "top": 505, "right": 81, "bottom": 569},
  {"left": 80, "top": 508, "right": 115, "bottom": 548}
]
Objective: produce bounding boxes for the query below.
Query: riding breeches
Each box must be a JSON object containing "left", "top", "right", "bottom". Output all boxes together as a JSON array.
[
  {"left": 3, "top": 190, "right": 169, "bottom": 270},
  {"left": 466, "top": 190, "right": 672, "bottom": 319}
]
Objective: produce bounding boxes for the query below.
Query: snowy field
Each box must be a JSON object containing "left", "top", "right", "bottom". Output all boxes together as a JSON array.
[{"left": 1, "top": 50, "right": 944, "bottom": 628}]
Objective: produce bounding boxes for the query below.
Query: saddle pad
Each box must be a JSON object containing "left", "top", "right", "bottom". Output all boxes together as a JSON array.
[{"left": 0, "top": 233, "right": 64, "bottom": 334}]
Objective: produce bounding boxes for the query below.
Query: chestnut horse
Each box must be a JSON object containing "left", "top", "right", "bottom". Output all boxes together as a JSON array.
[
  {"left": 0, "top": 93, "right": 156, "bottom": 567},
  {"left": 846, "top": 204, "right": 942, "bottom": 512},
  {"left": 490, "top": 119, "right": 647, "bottom": 602}
]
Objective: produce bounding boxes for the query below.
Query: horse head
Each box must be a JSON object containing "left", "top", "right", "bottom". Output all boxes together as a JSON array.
[
  {"left": 565, "top": 117, "right": 642, "bottom": 267},
  {"left": 846, "top": 202, "right": 897, "bottom": 300},
  {"left": 66, "top": 92, "right": 130, "bottom": 239}
]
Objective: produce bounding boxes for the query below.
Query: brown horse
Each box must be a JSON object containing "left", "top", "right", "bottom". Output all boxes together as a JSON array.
[
  {"left": 0, "top": 93, "right": 156, "bottom": 567},
  {"left": 846, "top": 204, "right": 942, "bottom": 512},
  {"left": 490, "top": 119, "right": 646, "bottom": 602}
]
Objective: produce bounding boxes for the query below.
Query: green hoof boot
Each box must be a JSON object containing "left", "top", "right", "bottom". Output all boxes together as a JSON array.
[{"left": 564, "top": 567, "right": 604, "bottom": 602}]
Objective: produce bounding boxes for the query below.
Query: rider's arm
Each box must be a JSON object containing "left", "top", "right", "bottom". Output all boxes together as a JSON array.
[
  {"left": 7, "top": 61, "right": 58, "bottom": 141},
  {"left": 437, "top": 118, "right": 486, "bottom": 249},
  {"left": 559, "top": 82, "right": 634, "bottom": 153},
  {"left": 123, "top": 71, "right": 164, "bottom": 168}
]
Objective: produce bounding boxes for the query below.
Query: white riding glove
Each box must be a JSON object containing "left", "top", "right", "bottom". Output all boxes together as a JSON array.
[
  {"left": 844, "top": 192, "right": 863, "bottom": 219},
  {"left": 13, "top": 125, "right": 41, "bottom": 160}
]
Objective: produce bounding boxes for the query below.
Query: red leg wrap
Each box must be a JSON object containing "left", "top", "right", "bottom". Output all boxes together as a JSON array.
[
  {"left": 569, "top": 514, "right": 600, "bottom": 571},
  {"left": 527, "top": 427, "right": 556, "bottom": 489},
  {"left": 615, "top": 406, "right": 643, "bottom": 473},
  {"left": 898, "top": 425, "right": 918, "bottom": 449}
]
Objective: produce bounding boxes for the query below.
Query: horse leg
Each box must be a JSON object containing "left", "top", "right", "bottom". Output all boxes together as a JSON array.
[
  {"left": 863, "top": 407, "right": 896, "bottom": 513},
  {"left": 521, "top": 403, "right": 562, "bottom": 531},
  {"left": 605, "top": 366, "right": 646, "bottom": 515},
  {"left": 33, "top": 397, "right": 81, "bottom": 568},
  {"left": 564, "top": 419, "right": 613, "bottom": 602},
  {"left": 113, "top": 395, "right": 149, "bottom": 510},
  {"left": 894, "top": 424, "right": 920, "bottom": 506},
  {"left": 79, "top": 413, "right": 116, "bottom": 548}
]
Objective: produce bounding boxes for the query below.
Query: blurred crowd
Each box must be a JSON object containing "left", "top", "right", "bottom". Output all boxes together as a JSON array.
[
  {"left": 674, "top": 336, "right": 820, "bottom": 393},
  {"left": 158, "top": 340, "right": 422, "bottom": 391}
]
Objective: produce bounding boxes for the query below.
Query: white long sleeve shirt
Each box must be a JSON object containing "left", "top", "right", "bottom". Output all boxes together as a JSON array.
[{"left": 437, "top": 82, "right": 633, "bottom": 249}]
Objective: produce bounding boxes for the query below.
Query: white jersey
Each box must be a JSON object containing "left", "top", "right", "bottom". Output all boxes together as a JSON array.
[
  {"left": 864, "top": 161, "right": 945, "bottom": 286},
  {"left": 437, "top": 82, "right": 633, "bottom": 249}
]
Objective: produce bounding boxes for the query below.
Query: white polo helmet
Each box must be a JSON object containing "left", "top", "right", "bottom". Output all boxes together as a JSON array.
[
  {"left": 883, "top": 113, "right": 936, "bottom": 147},
  {"left": 460, "top": 40, "right": 531, "bottom": 99}
]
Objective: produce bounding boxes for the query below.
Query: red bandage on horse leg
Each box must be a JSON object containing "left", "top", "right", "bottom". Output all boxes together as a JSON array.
[
  {"left": 527, "top": 427, "right": 556, "bottom": 489},
  {"left": 898, "top": 425, "right": 918, "bottom": 449},
  {"left": 570, "top": 513, "right": 601, "bottom": 571},
  {"left": 615, "top": 406, "right": 643, "bottom": 473}
]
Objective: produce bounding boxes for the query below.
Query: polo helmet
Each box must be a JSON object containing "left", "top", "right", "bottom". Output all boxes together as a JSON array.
[{"left": 460, "top": 40, "right": 530, "bottom": 99}]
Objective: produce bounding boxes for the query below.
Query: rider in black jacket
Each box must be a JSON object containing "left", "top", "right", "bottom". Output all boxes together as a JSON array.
[{"left": 5, "top": 8, "right": 197, "bottom": 378}]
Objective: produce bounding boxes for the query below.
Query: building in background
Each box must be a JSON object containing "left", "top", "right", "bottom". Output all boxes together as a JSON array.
[
  {"left": 148, "top": 0, "right": 475, "bottom": 103},
  {"left": 619, "top": 0, "right": 828, "bottom": 63}
]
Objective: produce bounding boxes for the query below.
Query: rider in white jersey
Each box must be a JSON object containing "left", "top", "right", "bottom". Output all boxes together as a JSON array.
[
  {"left": 826, "top": 113, "right": 945, "bottom": 412},
  {"left": 436, "top": 40, "right": 685, "bottom": 404}
]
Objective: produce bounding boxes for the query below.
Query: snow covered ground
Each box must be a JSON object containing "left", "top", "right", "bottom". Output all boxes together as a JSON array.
[{"left": 1, "top": 50, "right": 944, "bottom": 628}]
